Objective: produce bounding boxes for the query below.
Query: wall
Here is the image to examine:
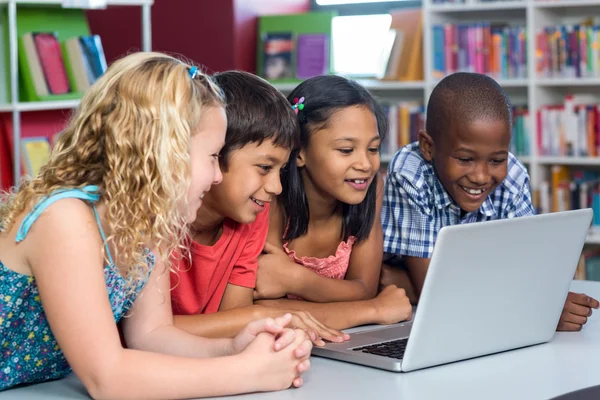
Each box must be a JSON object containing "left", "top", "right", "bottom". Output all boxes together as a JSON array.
[
  {"left": 87, "top": 0, "right": 310, "bottom": 73},
  {"left": 233, "top": 0, "right": 311, "bottom": 73}
]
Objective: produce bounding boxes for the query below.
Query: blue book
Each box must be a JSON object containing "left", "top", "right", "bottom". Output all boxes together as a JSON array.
[{"left": 79, "top": 35, "right": 107, "bottom": 81}]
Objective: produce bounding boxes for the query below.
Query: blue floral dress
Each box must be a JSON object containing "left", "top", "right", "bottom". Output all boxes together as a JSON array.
[{"left": 0, "top": 186, "right": 154, "bottom": 390}]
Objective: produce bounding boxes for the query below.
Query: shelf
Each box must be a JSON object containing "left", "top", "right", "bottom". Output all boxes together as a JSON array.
[
  {"left": 381, "top": 154, "right": 394, "bottom": 163},
  {"left": 428, "top": 1, "right": 527, "bottom": 12},
  {"left": 0, "top": 0, "right": 153, "bottom": 5},
  {"left": 518, "top": 156, "right": 531, "bottom": 164},
  {"left": 0, "top": 100, "right": 80, "bottom": 112},
  {"left": 431, "top": 78, "right": 528, "bottom": 88},
  {"left": 536, "top": 78, "right": 600, "bottom": 87},
  {"left": 586, "top": 232, "right": 600, "bottom": 245},
  {"left": 536, "top": 156, "right": 600, "bottom": 166},
  {"left": 272, "top": 80, "right": 426, "bottom": 94},
  {"left": 535, "top": 0, "right": 600, "bottom": 8}
]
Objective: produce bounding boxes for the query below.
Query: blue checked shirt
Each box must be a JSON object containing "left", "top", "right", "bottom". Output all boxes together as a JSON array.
[{"left": 382, "top": 142, "right": 535, "bottom": 259}]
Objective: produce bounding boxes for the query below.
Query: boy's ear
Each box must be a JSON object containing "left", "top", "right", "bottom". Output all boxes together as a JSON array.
[
  {"left": 296, "top": 149, "right": 306, "bottom": 168},
  {"left": 418, "top": 130, "right": 434, "bottom": 162}
]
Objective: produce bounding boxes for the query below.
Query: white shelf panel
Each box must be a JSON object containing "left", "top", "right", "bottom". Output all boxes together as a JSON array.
[
  {"left": 518, "top": 156, "right": 531, "bottom": 164},
  {"left": 431, "top": 78, "right": 528, "bottom": 88},
  {"left": 535, "top": 0, "right": 600, "bottom": 8},
  {"left": 0, "top": 0, "right": 153, "bottom": 5},
  {"left": 586, "top": 232, "right": 600, "bottom": 245},
  {"left": 536, "top": 156, "right": 600, "bottom": 166},
  {"left": 428, "top": 1, "right": 527, "bottom": 12},
  {"left": 0, "top": 100, "right": 80, "bottom": 112},
  {"left": 381, "top": 154, "right": 394, "bottom": 163},
  {"left": 536, "top": 78, "right": 600, "bottom": 87},
  {"left": 273, "top": 80, "right": 426, "bottom": 94}
]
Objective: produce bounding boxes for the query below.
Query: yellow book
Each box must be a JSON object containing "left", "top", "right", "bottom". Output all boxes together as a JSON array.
[{"left": 21, "top": 137, "right": 51, "bottom": 177}]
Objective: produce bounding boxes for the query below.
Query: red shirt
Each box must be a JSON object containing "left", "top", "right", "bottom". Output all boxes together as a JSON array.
[{"left": 170, "top": 205, "right": 269, "bottom": 315}]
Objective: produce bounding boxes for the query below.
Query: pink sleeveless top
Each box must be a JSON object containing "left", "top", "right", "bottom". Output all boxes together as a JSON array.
[{"left": 282, "top": 236, "right": 356, "bottom": 280}]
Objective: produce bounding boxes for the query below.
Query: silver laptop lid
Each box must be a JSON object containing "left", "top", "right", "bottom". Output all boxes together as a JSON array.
[{"left": 402, "top": 209, "right": 593, "bottom": 372}]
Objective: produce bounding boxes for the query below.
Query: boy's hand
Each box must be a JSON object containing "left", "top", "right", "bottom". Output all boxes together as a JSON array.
[
  {"left": 285, "top": 310, "right": 350, "bottom": 346},
  {"left": 557, "top": 292, "right": 600, "bottom": 331},
  {"left": 232, "top": 314, "right": 297, "bottom": 354},
  {"left": 371, "top": 285, "right": 413, "bottom": 325}
]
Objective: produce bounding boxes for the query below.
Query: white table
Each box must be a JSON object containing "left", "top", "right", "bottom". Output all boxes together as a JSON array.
[{"left": 2, "top": 280, "right": 600, "bottom": 400}]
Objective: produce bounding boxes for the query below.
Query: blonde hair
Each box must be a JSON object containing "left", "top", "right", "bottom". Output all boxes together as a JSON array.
[{"left": 0, "top": 52, "right": 225, "bottom": 286}]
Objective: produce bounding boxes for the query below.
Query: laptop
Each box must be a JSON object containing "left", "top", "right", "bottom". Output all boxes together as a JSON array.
[{"left": 312, "top": 209, "right": 593, "bottom": 372}]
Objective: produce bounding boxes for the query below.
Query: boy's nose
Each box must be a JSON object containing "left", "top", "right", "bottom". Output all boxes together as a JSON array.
[
  {"left": 265, "top": 174, "right": 282, "bottom": 196},
  {"left": 468, "top": 164, "right": 490, "bottom": 185}
]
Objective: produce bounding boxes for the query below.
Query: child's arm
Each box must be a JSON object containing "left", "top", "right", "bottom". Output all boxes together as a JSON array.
[
  {"left": 28, "top": 199, "right": 309, "bottom": 399},
  {"left": 256, "top": 177, "right": 384, "bottom": 302},
  {"left": 256, "top": 284, "right": 413, "bottom": 330},
  {"left": 173, "top": 282, "right": 346, "bottom": 343},
  {"left": 403, "top": 256, "right": 430, "bottom": 299}
]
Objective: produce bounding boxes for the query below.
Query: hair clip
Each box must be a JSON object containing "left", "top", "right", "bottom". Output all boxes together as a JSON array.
[
  {"left": 189, "top": 66, "right": 199, "bottom": 79},
  {"left": 292, "top": 97, "right": 305, "bottom": 115}
]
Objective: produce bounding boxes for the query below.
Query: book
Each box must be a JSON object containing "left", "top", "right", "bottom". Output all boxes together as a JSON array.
[
  {"left": 385, "top": 9, "right": 423, "bottom": 82},
  {"left": 21, "top": 33, "right": 50, "bottom": 97},
  {"left": 296, "top": 33, "right": 329, "bottom": 79},
  {"left": 262, "top": 32, "right": 295, "bottom": 80},
  {"left": 377, "top": 29, "right": 399, "bottom": 80},
  {"left": 21, "top": 137, "right": 51, "bottom": 177},
  {"left": 33, "top": 32, "right": 71, "bottom": 95},
  {"left": 64, "top": 37, "right": 92, "bottom": 91},
  {"left": 0, "top": 13, "right": 7, "bottom": 104},
  {"left": 79, "top": 35, "right": 107, "bottom": 80}
]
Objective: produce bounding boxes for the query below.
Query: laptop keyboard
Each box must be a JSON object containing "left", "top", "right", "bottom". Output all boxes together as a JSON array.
[{"left": 351, "top": 338, "right": 408, "bottom": 360}]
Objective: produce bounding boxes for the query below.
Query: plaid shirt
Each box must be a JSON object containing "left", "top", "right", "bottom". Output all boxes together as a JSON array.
[{"left": 382, "top": 142, "right": 535, "bottom": 259}]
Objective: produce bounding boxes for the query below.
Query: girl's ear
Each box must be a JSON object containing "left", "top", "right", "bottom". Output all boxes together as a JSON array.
[
  {"left": 296, "top": 148, "right": 306, "bottom": 168},
  {"left": 418, "top": 130, "right": 434, "bottom": 162}
]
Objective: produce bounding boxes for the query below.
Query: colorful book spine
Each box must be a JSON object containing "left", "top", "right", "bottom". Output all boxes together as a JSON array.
[
  {"left": 537, "top": 97, "right": 600, "bottom": 157},
  {"left": 537, "top": 24, "right": 600, "bottom": 78},
  {"left": 432, "top": 23, "right": 527, "bottom": 79}
]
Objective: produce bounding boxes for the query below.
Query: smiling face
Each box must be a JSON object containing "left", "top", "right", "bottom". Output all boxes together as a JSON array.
[
  {"left": 200, "top": 139, "right": 290, "bottom": 224},
  {"left": 298, "top": 105, "right": 381, "bottom": 206},
  {"left": 419, "top": 118, "right": 511, "bottom": 213}
]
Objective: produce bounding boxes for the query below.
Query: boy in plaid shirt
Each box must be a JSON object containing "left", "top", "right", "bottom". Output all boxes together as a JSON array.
[{"left": 381, "top": 72, "right": 598, "bottom": 331}]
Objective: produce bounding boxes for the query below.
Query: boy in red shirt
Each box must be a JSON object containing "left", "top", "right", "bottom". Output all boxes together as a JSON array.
[{"left": 171, "top": 71, "right": 346, "bottom": 343}]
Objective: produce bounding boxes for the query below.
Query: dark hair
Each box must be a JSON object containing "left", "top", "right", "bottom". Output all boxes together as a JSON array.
[
  {"left": 211, "top": 70, "right": 299, "bottom": 169},
  {"left": 282, "top": 75, "right": 387, "bottom": 242},
  {"left": 426, "top": 72, "right": 513, "bottom": 140}
]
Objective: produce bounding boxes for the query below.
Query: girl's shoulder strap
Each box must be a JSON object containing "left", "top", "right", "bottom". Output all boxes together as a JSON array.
[{"left": 15, "top": 185, "right": 101, "bottom": 243}]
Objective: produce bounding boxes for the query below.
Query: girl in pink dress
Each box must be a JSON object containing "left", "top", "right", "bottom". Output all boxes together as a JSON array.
[{"left": 254, "top": 76, "right": 412, "bottom": 335}]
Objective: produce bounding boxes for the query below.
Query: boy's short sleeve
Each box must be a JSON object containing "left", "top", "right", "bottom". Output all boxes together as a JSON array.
[
  {"left": 382, "top": 172, "right": 436, "bottom": 259},
  {"left": 504, "top": 173, "right": 536, "bottom": 219},
  {"left": 228, "top": 205, "right": 270, "bottom": 288}
]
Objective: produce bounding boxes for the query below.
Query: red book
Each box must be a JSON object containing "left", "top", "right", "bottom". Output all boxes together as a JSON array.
[{"left": 33, "top": 33, "right": 70, "bottom": 95}]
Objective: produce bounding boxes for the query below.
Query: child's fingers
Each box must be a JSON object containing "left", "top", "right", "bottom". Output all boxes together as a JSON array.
[
  {"left": 292, "top": 377, "right": 303, "bottom": 388},
  {"left": 563, "top": 312, "right": 588, "bottom": 326},
  {"left": 305, "top": 313, "right": 350, "bottom": 342},
  {"left": 274, "top": 328, "right": 297, "bottom": 351},
  {"left": 296, "top": 359, "right": 311, "bottom": 374},
  {"left": 295, "top": 312, "right": 345, "bottom": 343},
  {"left": 557, "top": 320, "right": 583, "bottom": 331},
  {"left": 568, "top": 292, "right": 598, "bottom": 308},
  {"left": 294, "top": 338, "right": 313, "bottom": 359},
  {"left": 273, "top": 313, "right": 293, "bottom": 328},
  {"left": 566, "top": 301, "right": 592, "bottom": 317},
  {"left": 246, "top": 317, "right": 282, "bottom": 337}
]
